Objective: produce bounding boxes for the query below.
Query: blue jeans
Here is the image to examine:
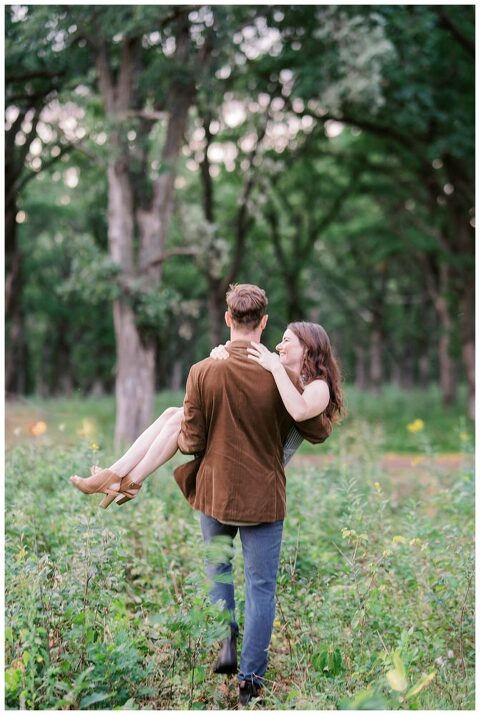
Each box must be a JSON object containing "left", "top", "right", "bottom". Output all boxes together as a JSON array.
[{"left": 200, "top": 512, "right": 284, "bottom": 687}]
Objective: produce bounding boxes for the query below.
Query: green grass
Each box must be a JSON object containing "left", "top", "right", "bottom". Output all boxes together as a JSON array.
[
  {"left": 4, "top": 390, "right": 475, "bottom": 710},
  {"left": 6, "top": 384, "right": 472, "bottom": 454}
]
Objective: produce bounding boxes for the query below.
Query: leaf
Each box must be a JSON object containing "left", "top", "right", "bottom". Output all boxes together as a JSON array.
[
  {"left": 117, "top": 697, "right": 137, "bottom": 710},
  {"left": 405, "top": 671, "right": 436, "bottom": 700},
  {"left": 80, "top": 692, "right": 112, "bottom": 708},
  {"left": 386, "top": 668, "right": 408, "bottom": 692},
  {"left": 5, "top": 667, "right": 22, "bottom": 693},
  {"left": 192, "top": 665, "right": 206, "bottom": 684},
  {"left": 392, "top": 650, "right": 406, "bottom": 680},
  {"left": 338, "top": 687, "right": 389, "bottom": 710},
  {"left": 191, "top": 702, "right": 206, "bottom": 709},
  {"left": 351, "top": 610, "right": 363, "bottom": 630}
]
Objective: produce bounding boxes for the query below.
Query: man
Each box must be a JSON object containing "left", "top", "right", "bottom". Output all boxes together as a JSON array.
[{"left": 174, "top": 284, "right": 329, "bottom": 706}]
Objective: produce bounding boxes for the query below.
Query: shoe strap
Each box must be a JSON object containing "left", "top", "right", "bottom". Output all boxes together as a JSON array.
[{"left": 119, "top": 476, "right": 142, "bottom": 497}]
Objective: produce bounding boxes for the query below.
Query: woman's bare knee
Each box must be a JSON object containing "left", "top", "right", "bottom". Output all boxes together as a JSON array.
[
  {"left": 159, "top": 406, "right": 179, "bottom": 422},
  {"left": 167, "top": 406, "right": 184, "bottom": 426}
]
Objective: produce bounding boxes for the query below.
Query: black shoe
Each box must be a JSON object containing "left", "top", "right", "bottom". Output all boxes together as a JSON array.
[
  {"left": 214, "top": 626, "right": 237, "bottom": 674},
  {"left": 238, "top": 680, "right": 261, "bottom": 706}
]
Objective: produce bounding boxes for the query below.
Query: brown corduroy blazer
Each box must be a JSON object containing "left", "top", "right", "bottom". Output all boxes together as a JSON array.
[{"left": 174, "top": 340, "right": 332, "bottom": 522}]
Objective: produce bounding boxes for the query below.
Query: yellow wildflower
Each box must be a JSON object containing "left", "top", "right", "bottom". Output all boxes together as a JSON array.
[
  {"left": 409, "top": 538, "right": 422, "bottom": 547},
  {"left": 460, "top": 432, "right": 469, "bottom": 443},
  {"left": 77, "top": 418, "right": 96, "bottom": 437},
  {"left": 374, "top": 481, "right": 381, "bottom": 491},
  {"left": 392, "top": 535, "right": 407, "bottom": 545},
  {"left": 273, "top": 619, "right": 281, "bottom": 629},
  {"left": 90, "top": 442, "right": 99, "bottom": 452},
  {"left": 30, "top": 421, "right": 47, "bottom": 437},
  {"left": 407, "top": 419, "right": 425, "bottom": 433}
]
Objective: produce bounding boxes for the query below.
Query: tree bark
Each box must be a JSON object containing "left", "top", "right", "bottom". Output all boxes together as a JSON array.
[
  {"left": 5, "top": 206, "right": 28, "bottom": 395},
  {"left": 355, "top": 343, "right": 368, "bottom": 390},
  {"left": 169, "top": 358, "right": 183, "bottom": 391},
  {"left": 422, "top": 258, "right": 457, "bottom": 406},
  {"left": 418, "top": 353, "right": 430, "bottom": 389},
  {"left": 94, "top": 18, "right": 197, "bottom": 446},
  {"left": 369, "top": 327, "right": 383, "bottom": 394},
  {"left": 113, "top": 301, "right": 156, "bottom": 444},
  {"left": 460, "top": 274, "right": 475, "bottom": 419}
]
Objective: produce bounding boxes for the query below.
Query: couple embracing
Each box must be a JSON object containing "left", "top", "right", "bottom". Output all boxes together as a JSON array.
[{"left": 71, "top": 283, "right": 344, "bottom": 706}]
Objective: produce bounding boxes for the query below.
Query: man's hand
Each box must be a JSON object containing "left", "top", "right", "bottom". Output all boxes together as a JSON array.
[
  {"left": 247, "top": 342, "right": 282, "bottom": 372},
  {"left": 210, "top": 341, "right": 230, "bottom": 360}
]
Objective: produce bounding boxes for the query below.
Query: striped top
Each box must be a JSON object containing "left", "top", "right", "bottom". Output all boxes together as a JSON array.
[{"left": 283, "top": 426, "right": 304, "bottom": 466}]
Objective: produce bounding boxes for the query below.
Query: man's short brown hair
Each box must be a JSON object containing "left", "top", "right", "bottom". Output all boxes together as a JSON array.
[{"left": 226, "top": 283, "right": 268, "bottom": 330}]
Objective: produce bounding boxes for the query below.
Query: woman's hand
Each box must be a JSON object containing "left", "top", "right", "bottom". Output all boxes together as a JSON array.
[
  {"left": 247, "top": 341, "right": 282, "bottom": 373},
  {"left": 210, "top": 341, "right": 230, "bottom": 360}
]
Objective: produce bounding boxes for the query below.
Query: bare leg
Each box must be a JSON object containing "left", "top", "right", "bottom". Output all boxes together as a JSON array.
[
  {"left": 71, "top": 406, "right": 183, "bottom": 501},
  {"left": 126, "top": 408, "right": 184, "bottom": 485},
  {"left": 108, "top": 407, "right": 182, "bottom": 478}
]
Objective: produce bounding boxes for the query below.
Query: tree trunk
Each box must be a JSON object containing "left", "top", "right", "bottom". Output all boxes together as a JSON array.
[
  {"left": 170, "top": 358, "right": 183, "bottom": 391},
  {"left": 422, "top": 259, "right": 457, "bottom": 406},
  {"left": 418, "top": 353, "right": 430, "bottom": 389},
  {"left": 5, "top": 200, "right": 28, "bottom": 395},
  {"left": 369, "top": 327, "right": 383, "bottom": 394},
  {"left": 96, "top": 19, "right": 197, "bottom": 446},
  {"left": 107, "top": 155, "right": 154, "bottom": 447},
  {"left": 437, "top": 329, "right": 456, "bottom": 407},
  {"left": 355, "top": 344, "right": 368, "bottom": 390},
  {"left": 5, "top": 297, "right": 27, "bottom": 395},
  {"left": 89, "top": 378, "right": 106, "bottom": 397},
  {"left": 208, "top": 277, "right": 227, "bottom": 347},
  {"left": 400, "top": 348, "right": 415, "bottom": 390},
  {"left": 460, "top": 275, "right": 475, "bottom": 419},
  {"left": 113, "top": 301, "right": 155, "bottom": 446},
  {"left": 285, "top": 274, "right": 303, "bottom": 324}
]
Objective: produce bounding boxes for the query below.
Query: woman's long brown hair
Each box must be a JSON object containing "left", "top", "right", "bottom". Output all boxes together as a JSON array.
[{"left": 288, "top": 321, "right": 345, "bottom": 425}]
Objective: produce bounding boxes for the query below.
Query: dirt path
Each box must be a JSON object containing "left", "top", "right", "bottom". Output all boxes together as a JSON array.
[{"left": 294, "top": 452, "right": 470, "bottom": 472}]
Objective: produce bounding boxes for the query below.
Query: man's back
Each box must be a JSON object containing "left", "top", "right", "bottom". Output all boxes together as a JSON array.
[{"left": 178, "top": 340, "right": 319, "bottom": 522}]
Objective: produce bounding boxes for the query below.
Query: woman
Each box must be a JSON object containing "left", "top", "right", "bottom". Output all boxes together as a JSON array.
[{"left": 70, "top": 321, "right": 344, "bottom": 507}]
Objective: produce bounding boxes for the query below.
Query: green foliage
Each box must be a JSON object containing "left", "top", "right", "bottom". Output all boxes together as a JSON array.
[
  {"left": 5, "top": 391, "right": 474, "bottom": 709},
  {"left": 6, "top": 4, "right": 474, "bottom": 402}
]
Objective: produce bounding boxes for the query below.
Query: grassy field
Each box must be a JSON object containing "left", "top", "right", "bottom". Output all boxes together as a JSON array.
[
  {"left": 5, "top": 384, "right": 473, "bottom": 454},
  {"left": 4, "top": 387, "right": 475, "bottom": 709}
]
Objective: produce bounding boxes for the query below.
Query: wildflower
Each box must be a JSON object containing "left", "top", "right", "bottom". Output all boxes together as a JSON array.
[
  {"left": 382, "top": 549, "right": 392, "bottom": 558},
  {"left": 341, "top": 528, "right": 356, "bottom": 539},
  {"left": 273, "top": 619, "right": 281, "bottom": 629},
  {"left": 409, "top": 538, "right": 422, "bottom": 547},
  {"left": 90, "top": 442, "right": 99, "bottom": 452},
  {"left": 77, "top": 418, "right": 96, "bottom": 437},
  {"left": 392, "top": 535, "right": 407, "bottom": 545},
  {"left": 460, "top": 432, "right": 469, "bottom": 443},
  {"left": 373, "top": 481, "right": 381, "bottom": 491},
  {"left": 407, "top": 419, "right": 425, "bottom": 433},
  {"left": 30, "top": 421, "right": 47, "bottom": 437}
]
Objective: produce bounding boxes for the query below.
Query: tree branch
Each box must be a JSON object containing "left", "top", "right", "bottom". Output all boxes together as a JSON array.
[
  {"left": 433, "top": 6, "right": 474, "bottom": 58},
  {"left": 144, "top": 247, "right": 200, "bottom": 269}
]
